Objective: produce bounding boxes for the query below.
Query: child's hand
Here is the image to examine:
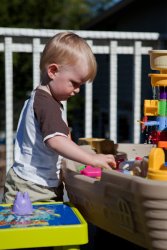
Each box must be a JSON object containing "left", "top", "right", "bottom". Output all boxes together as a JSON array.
[{"left": 91, "top": 154, "right": 116, "bottom": 170}]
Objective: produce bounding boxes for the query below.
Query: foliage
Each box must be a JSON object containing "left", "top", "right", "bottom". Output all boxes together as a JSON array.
[
  {"left": 0, "top": 0, "right": 114, "bottom": 29},
  {"left": 0, "top": 0, "right": 88, "bottom": 29}
]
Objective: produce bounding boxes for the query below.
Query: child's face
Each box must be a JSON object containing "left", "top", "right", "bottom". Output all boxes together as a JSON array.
[{"left": 48, "top": 61, "right": 88, "bottom": 101}]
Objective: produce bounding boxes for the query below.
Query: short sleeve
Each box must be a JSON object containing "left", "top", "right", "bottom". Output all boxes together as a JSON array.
[{"left": 33, "top": 89, "right": 69, "bottom": 139}]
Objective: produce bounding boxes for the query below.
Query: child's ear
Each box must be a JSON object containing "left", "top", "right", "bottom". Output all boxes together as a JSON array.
[{"left": 48, "top": 64, "right": 59, "bottom": 79}]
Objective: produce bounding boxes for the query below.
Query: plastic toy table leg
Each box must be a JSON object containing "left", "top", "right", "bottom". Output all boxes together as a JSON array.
[{"left": 53, "top": 246, "right": 80, "bottom": 250}]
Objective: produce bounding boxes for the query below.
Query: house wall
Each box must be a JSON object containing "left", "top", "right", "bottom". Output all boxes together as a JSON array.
[
  {"left": 92, "top": 53, "right": 153, "bottom": 142},
  {"left": 86, "top": 0, "right": 167, "bottom": 33}
]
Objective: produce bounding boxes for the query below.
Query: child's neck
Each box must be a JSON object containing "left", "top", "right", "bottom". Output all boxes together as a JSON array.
[{"left": 38, "top": 84, "right": 51, "bottom": 95}]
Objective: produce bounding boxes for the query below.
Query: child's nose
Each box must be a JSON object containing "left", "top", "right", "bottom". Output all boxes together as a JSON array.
[{"left": 74, "top": 87, "right": 80, "bottom": 94}]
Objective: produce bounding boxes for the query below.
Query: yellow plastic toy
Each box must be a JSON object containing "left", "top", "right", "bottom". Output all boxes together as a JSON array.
[{"left": 147, "top": 147, "right": 167, "bottom": 180}]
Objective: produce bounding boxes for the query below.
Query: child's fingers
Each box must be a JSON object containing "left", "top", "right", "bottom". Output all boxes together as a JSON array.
[{"left": 106, "top": 155, "right": 117, "bottom": 168}]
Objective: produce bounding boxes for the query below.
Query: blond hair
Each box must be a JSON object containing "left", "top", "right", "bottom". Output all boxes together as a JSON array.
[{"left": 40, "top": 32, "right": 97, "bottom": 83}]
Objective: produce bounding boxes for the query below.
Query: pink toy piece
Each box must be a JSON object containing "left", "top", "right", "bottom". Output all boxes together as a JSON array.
[
  {"left": 80, "top": 165, "right": 101, "bottom": 178},
  {"left": 12, "top": 191, "right": 33, "bottom": 216}
]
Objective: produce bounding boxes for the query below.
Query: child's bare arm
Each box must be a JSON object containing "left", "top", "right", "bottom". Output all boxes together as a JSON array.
[{"left": 46, "top": 135, "right": 116, "bottom": 170}]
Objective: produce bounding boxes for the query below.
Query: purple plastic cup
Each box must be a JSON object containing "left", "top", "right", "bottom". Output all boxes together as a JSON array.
[{"left": 12, "top": 191, "right": 33, "bottom": 216}]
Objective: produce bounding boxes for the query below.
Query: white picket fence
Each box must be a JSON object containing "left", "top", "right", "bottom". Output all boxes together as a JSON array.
[{"left": 0, "top": 27, "right": 166, "bottom": 172}]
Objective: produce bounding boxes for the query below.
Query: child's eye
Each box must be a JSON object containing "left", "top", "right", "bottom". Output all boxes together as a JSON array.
[{"left": 71, "top": 81, "right": 80, "bottom": 88}]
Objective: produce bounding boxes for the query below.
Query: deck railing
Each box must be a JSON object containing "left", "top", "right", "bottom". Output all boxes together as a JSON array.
[{"left": 0, "top": 27, "right": 166, "bottom": 172}]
